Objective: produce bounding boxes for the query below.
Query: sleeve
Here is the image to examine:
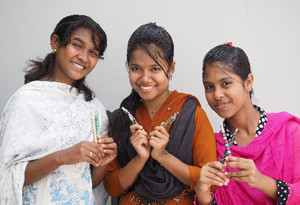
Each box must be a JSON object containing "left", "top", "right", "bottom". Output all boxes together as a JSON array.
[
  {"left": 286, "top": 120, "right": 300, "bottom": 204},
  {"left": 0, "top": 93, "right": 56, "bottom": 204},
  {"left": 187, "top": 106, "right": 217, "bottom": 191},
  {"left": 103, "top": 158, "right": 125, "bottom": 197}
]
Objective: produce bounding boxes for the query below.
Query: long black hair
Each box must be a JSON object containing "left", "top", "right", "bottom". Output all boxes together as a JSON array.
[
  {"left": 24, "top": 14, "right": 107, "bottom": 101},
  {"left": 202, "top": 43, "right": 254, "bottom": 98},
  {"left": 110, "top": 22, "right": 174, "bottom": 157}
]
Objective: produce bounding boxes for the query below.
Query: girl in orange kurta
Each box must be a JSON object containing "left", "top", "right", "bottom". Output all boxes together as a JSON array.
[{"left": 104, "top": 23, "right": 216, "bottom": 205}]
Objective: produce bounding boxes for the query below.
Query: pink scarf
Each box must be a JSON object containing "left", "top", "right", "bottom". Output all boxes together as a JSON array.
[{"left": 214, "top": 112, "right": 300, "bottom": 204}]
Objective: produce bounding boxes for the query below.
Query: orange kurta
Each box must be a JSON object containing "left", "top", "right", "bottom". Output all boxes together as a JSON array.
[{"left": 104, "top": 91, "right": 217, "bottom": 204}]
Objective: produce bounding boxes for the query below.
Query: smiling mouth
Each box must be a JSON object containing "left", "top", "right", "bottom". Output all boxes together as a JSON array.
[
  {"left": 72, "top": 61, "right": 85, "bottom": 69},
  {"left": 140, "top": 85, "right": 154, "bottom": 92},
  {"left": 215, "top": 102, "right": 229, "bottom": 109}
]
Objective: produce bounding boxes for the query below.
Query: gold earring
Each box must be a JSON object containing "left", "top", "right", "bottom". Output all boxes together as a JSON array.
[{"left": 53, "top": 48, "right": 57, "bottom": 53}]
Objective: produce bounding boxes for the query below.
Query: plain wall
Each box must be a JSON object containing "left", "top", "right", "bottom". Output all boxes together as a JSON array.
[{"left": 1, "top": 0, "right": 299, "bottom": 133}]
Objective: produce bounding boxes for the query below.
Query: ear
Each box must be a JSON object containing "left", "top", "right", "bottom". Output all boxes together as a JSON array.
[
  {"left": 245, "top": 74, "right": 254, "bottom": 92},
  {"left": 50, "top": 34, "right": 61, "bottom": 50},
  {"left": 168, "top": 61, "right": 176, "bottom": 78}
]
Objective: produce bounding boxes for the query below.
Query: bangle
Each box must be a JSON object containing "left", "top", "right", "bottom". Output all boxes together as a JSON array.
[{"left": 160, "top": 150, "right": 168, "bottom": 166}]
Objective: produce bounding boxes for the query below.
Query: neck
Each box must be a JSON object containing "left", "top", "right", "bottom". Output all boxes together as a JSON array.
[
  {"left": 226, "top": 102, "right": 261, "bottom": 146},
  {"left": 143, "top": 90, "right": 171, "bottom": 119}
]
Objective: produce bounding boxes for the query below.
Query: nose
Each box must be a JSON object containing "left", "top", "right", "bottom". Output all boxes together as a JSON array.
[
  {"left": 78, "top": 50, "right": 88, "bottom": 63},
  {"left": 214, "top": 87, "right": 224, "bottom": 100},
  {"left": 140, "top": 70, "right": 151, "bottom": 82}
]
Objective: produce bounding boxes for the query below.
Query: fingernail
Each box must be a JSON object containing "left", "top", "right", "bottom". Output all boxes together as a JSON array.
[
  {"left": 224, "top": 172, "right": 228, "bottom": 175},
  {"left": 219, "top": 183, "right": 223, "bottom": 186},
  {"left": 225, "top": 157, "right": 228, "bottom": 161}
]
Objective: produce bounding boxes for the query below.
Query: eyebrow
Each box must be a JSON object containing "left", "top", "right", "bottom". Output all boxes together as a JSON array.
[
  {"left": 129, "top": 63, "right": 159, "bottom": 67},
  {"left": 72, "top": 37, "right": 99, "bottom": 51},
  {"left": 203, "top": 76, "right": 233, "bottom": 84},
  {"left": 73, "top": 37, "right": 84, "bottom": 44}
]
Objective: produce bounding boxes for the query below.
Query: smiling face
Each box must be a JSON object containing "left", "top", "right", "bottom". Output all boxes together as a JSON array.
[
  {"left": 50, "top": 27, "right": 100, "bottom": 85},
  {"left": 128, "top": 47, "right": 175, "bottom": 105},
  {"left": 203, "top": 63, "right": 253, "bottom": 119}
]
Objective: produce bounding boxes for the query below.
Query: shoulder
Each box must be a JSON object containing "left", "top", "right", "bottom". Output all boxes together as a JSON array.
[
  {"left": 266, "top": 111, "right": 300, "bottom": 135},
  {"left": 2, "top": 83, "right": 33, "bottom": 111},
  {"left": 267, "top": 111, "right": 300, "bottom": 125},
  {"left": 173, "top": 90, "right": 202, "bottom": 107}
]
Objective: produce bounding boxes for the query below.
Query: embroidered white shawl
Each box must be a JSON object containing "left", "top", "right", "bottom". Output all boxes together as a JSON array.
[{"left": 0, "top": 81, "right": 109, "bottom": 205}]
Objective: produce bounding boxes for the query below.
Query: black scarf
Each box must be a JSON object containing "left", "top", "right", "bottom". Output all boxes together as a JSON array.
[{"left": 108, "top": 97, "right": 197, "bottom": 203}]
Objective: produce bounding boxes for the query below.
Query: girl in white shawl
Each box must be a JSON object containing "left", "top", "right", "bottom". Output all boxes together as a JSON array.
[{"left": 0, "top": 14, "right": 117, "bottom": 205}]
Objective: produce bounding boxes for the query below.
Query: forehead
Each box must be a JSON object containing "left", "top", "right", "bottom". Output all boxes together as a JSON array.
[
  {"left": 71, "top": 28, "right": 100, "bottom": 47},
  {"left": 203, "top": 63, "right": 238, "bottom": 81},
  {"left": 129, "top": 47, "right": 163, "bottom": 64}
]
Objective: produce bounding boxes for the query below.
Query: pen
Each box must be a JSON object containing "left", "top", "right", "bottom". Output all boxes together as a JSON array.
[
  {"left": 161, "top": 112, "right": 179, "bottom": 128},
  {"left": 220, "top": 126, "right": 238, "bottom": 164}
]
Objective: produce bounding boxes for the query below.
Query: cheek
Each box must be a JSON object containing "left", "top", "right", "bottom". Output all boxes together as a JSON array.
[
  {"left": 90, "top": 58, "right": 98, "bottom": 68},
  {"left": 128, "top": 73, "right": 137, "bottom": 86},
  {"left": 205, "top": 92, "right": 214, "bottom": 104}
]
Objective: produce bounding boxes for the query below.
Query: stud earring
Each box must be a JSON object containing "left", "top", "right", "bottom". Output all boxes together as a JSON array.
[{"left": 53, "top": 48, "right": 57, "bottom": 53}]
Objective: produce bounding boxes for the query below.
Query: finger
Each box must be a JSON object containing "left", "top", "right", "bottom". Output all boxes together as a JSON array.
[
  {"left": 132, "top": 137, "right": 149, "bottom": 147},
  {"left": 131, "top": 129, "right": 148, "bottom": 140},
  {"left": 207, "top": 161, "right": 226, "bottom": 172},
  {"left": 130, "top": 134, "right": 148, "bottom": 144},
  {"left": 149, "top": 130, "right": 169, "bottom": 140},
  {"left": 86, "top": 151, "right": 101, "bottom": 167},
  {"left": 226, "top": 170, "right": 249, "bottom": 178},
  {"left": 98, "top": 137, "right": 114, "bottom": 144},
  {"left": 229, "top": 176, "right": 247, "bottom": 182},
  {"left": 203, "top": 174, "right": 229, "bottom": 186},
  {"left": 130, "top": 124, "right": 144, "bottom": 134},
  {"left": 206, "top": 167, "right": 228, "bottom": 183},
  {"left": 103, "top": 148, "right": 117, "bottom": 155},
  {"left": 152, "top": 126, "right": 169, "bottom": 136},
  {"left": 101, "top": 141, "right": 117, "bottom": 149}
]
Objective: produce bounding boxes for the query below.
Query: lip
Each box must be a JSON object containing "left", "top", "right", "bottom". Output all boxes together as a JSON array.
[
  {"left": 214, "top": 102, "right": 229, "bottom": 110},
  {"left": 71, "top": 61, "right": 86, "bottom": 70},
  {"left": 139, "top": 85, "right": 155, "bottom": 93}
]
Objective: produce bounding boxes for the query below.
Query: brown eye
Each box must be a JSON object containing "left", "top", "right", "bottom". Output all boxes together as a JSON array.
[{"left": 130, "top": 66, "right": 140, "bottom": 71}]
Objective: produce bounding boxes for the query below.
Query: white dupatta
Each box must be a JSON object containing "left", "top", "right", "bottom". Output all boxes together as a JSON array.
[{"left": 0, "top": 81, "right": 109, "bottom": 205}]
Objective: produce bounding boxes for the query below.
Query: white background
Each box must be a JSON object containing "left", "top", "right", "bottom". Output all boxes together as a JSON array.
[{"left": 1, "top": 0, "right": 299, "bottom": 132}]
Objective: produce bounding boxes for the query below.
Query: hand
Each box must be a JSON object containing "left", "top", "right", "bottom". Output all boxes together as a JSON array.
[
  {"left": 97, "top": 134, "right": 117, "bottom": 166},
  {"left": 148, "top": 125, "right": 169, "bottom": 163},
  {"left": 225, "top": 156, "right": 263, "bottom": 188},
  {"left": 196, "top": 161, "right": 228, "bottom": 193},
  {"left": 130, "top": 124, "right": 150, "bottom": 161},
  {"left": 59, "top": 141, "right": 104, "bottom": 167}
]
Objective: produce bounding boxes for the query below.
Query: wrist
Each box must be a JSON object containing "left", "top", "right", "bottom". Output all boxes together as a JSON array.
[
  {"left": 135, "top": 155, "right": 148, "bottom": 164},
  {"left": 55, "top": 150, "right": 66, "bottom": 166},
  {"left": 158, "top": 150, "right": 168, "bottom": 166}
]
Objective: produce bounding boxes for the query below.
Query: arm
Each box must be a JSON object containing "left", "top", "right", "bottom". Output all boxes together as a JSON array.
[
  {"left": 24, "top": 141, "right": 104, "bottom": 186},
  {"left": 91, "top": 134, "right": 117, "bottom": 188},
  {"left": 149, "top": 125, "right": 190, "bottom": 186},
  {"left": 190, "top": 106, "right": 217, "bottom": 190},
  {"left": 118, "top": 125, "right": 150, "bottom": 190},
  {"left": 103, "top": 124, "right": 150, "bottom": 197},
  {"left": 287, "top": 120, "right": 300, "bottom": 204},
  {"left": 225, "top": 156, "right": 277, "bottom": 199},
  {"left": 149, "top": 106, "right": 218, "bottom": 188}
]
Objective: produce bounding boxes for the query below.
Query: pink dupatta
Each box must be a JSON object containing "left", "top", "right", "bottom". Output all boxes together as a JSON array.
[{"left": 213, "top": 112, "right": 300, "bottom": 205}]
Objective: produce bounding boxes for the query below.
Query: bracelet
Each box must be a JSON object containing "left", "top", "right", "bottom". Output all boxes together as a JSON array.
[{"left": 160, "top": 150, "right": 168, "bottom": 166}]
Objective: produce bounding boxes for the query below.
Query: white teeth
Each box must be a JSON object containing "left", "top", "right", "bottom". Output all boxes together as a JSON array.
[
  {"left": 72, "top": 62, "right": 84, "bottom": 69},
  {"left": 141, "top": 86, "right": 153, "bottom": 90}
]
